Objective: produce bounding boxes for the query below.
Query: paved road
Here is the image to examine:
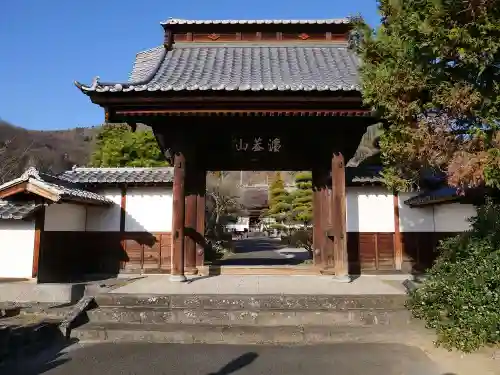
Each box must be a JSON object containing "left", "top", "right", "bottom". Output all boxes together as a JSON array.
[
  {"left": 218, "top": 236, "right": 310, "bottom": 266},
  {"left": 5, "top": 342, "right": 442, "bottom": 375}
]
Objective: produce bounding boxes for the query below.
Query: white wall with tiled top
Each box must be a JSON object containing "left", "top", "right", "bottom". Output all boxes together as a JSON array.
[
  {"left": 346, "top": 187, "right": 395, "bottom": 232},
  {"left": 44, "top": 203, "right": 86, "bottom": 231},
  {"left": 397, "top": 192, "right": 475, "bottom": 232},
  {"left": 0, "top": 220, "right": 35, "bottom": 279},
  {"left": 40, "top": 186, "right": 173, "bottom": 233},
  {"left": 85, "top": 188, "right": 122, "bottom": 232},
  {"left": 125, "top": 187, "right": 173, "bottom": 232},
  {"left": 434, "top": 203, "right": 476, "bottom": 232},
  {"left": 345, "top": 188, "right": 477, "bottom": 233}
]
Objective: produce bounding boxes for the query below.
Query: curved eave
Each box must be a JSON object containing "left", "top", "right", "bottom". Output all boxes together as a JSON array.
[{"left": 74, "top": 81, "right": 363, "bottom": 96}]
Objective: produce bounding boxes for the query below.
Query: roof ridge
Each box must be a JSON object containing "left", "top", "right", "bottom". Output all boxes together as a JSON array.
[
  {"left": 172, "top": 42, "right": 349, "bottom": 48},
  {"left": 161, "top": 18, "right": 350, "bottom": 25},
  {"left": 70, "top": 167, "right": 173, "bottom": 171}
]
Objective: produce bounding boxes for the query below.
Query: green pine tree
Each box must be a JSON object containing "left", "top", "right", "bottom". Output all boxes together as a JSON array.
[
  {"left": 265, "top": 172, "right": 292, "bottom": 229},
  {"left": 290, "top": 171, "right": 313, "bottom": 226},
  {"left": 89, "top": 124, "right": 168, "bottom": 167}
]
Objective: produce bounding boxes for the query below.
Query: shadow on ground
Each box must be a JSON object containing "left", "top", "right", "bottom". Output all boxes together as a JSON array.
[
  {"left": 0, "top": 335, "right": 78, "bottom": 375},
  {"left": 215, "top": 237, "right": 311, "bottom": 266},
  {"left": 4, "top": 342, "right": 461, "bottom": 375}
]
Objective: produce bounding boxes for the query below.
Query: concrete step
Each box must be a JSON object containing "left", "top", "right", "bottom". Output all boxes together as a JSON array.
[
  {"left": 95, "top": 294, "right": 408, "bottom": 310},
  {"left": 86, "top": 306, "right": 412, "bottom": 326},
  {"left": 70, "top": 322, "right": 420, "bottom": 345}
]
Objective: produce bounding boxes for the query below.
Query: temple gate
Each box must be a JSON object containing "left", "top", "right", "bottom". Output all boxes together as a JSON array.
[{"left": 75, "top": 17, "right": 379, "bottom": 281}]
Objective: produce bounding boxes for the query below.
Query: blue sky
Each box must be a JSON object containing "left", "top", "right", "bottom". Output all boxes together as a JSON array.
[{"left": 0, "top": 0, "right": 380, "bottom": 130}]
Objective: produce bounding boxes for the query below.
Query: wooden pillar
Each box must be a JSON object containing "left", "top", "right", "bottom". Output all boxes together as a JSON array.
[
  {"left": 184, "top": 193, "right": 198, "bottom": 274},
  {"left": 32, "top": 205, "right": 45, "bottom": 279},
  {"left": 312, "top": 169, "right": 324, "bottom": 267},
  {"left": 323, "top": 187, "right": 335, "bottom": 270},
  {"left": 393, "top": 192, "right": 403, "bottom": 270},
  {"left": 119, "top": 186, "right": 127, "bottom": 270},
  {"left": 195, "top": 169, "right": 206, "bottom": 267},
  {"left": 184, "top": 163, "right": 199, "bottom": 275},
  {"left": 331, "top": 153, "right": 349, "bottom": 280},
  {"left": 170, "top": 151, "right": 187, "bottom": 282}
]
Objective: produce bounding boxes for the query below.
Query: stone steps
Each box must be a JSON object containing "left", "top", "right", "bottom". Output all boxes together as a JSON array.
[
  {"left": 86, "top": 306, "right": 411, "bottom": 326},
  {"left": 71, "top": 293, "right": 410, "bottom": 344},
  {"left": 70, "top": 322, "right": 418, "bottom": 345},
  {"left": 94, "top": 293, "right": 408, "bottom": 310}
]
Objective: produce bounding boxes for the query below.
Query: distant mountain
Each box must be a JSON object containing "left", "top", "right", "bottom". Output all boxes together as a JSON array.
[
  {"left": 0, "top": 119, "right": 298, "bottom": 185},
  {"left": 0, "top": 119, "right": 99, "bottom": 183}
]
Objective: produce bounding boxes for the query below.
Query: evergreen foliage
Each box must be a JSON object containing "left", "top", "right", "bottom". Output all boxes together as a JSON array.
[
  {"left": 352, "top": 0, "right": 500, "bottom": 190},
  {"left": 407, "top": 199, "right": 500, "bottom": 352},
  {"left": 265, "top": 172, "right": 292, "bottom": 227},
  {"left": 290, "top": 171, "right": 313, "bottom": 225},
  {"left": 89, "top": 124, "right": 168, "bottom": 167}
]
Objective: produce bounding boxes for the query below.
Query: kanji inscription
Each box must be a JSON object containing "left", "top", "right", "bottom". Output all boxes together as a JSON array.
[{"left": 234, "top": 137, "right": 282, "bottom": 153}]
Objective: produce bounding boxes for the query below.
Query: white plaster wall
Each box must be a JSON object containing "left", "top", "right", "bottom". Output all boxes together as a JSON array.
[
  {"left": 85, "top": 189, "right": 122, "bottom": 232},
  {"left": 398, "top": 192, "right": 435, "bottom": 232},
  {"left": 44, "top": 203, "right": 86, "bottom": 232},
  {"left": 125, "top": 187, "right": 173, "bottom": 232},
  {"left": 0, "top": 220, "right": 35, "bottom": 278},
  {"left": 346, "top": 187, "right": 395, "bottom": 232},
  {"left": 434, "top": 203, "right": 476, "bottom": 232}
]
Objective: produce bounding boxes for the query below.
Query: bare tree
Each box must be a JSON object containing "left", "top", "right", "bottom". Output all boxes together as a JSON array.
[
  {"left": 0, "top": 138, "right": 34, "bottom": 183},
  {"left": 205, "top": 172, "right": 243, "bottom": 238}
]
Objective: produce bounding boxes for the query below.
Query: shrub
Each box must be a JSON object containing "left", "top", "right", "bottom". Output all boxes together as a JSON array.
[
  {"left": 406, "top": 199, "right": 500, "bottom": 352},
  {"left": 289, "top": 229, "right": 313, "bottom": 255},
  {"left": 280, "top": 235, "right": 291, "bottom": 245}
]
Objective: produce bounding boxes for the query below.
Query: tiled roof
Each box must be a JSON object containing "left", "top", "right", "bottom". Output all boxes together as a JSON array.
[
  {"left": 58, "top": 167, "right": 174, "bottom": 185},
  {"left": 76, "top": 42, "right": 360, "bottom": 93},
  {"left": 129, "top": 46, "right": 165, "bottom": 82},
  {"left": 161, "top": 18, "right": 350, "bottom": 25},
  {"left": 240, "top": 187, "right": 269, "bottom": 209},
  {"left": 404, "top": 187, "right": 460, "bottom": 207},
  {"left": 346, "top": 166, "right": 384, "bottom": 184},
  {"left": 0, "top": 201, "right": 43, "bottom": 220},
  {"left": 0, "top": 168, "right": 112, "bottom": 206}
]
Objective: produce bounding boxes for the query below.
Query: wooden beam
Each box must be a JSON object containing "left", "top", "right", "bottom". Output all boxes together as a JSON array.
[
  {"left": 331, "top": 153, "right": 349, "bottom": 279},
  {"left": 26, "top": 182, "right": 59, "bottom": 202},
  {"left": 0, "top": 182, "right": 28, "bottom": 199},
  {"left": 32, "top": 205, "right": 45, "bottom": 278},
  {"left": 115, "top": 109, "right": 372, "bottom": 117},
  {"left": 393, "top": 192, "right": 403, "bottom": 271},
  {"left": 170, "top": 151, "right": 187, "bottom": 282}
]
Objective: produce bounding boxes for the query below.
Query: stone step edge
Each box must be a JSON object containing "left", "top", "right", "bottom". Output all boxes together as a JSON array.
[
  {"left": 92, "top": 305, "right": 408, "bottom": 312},
  {"left": 70, "top": 322, "right": 422, "bottom": 345},
  {"left": 98, "top": 293, "right": 408, "bottom": 299}
]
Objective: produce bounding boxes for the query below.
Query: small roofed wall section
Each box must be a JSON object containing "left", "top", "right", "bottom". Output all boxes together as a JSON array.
[
  {"left": 346, "top": 187, "right": 476, "bottom": 273},
  {"left": 397, "top": 192, "right": 476, "bottom": 273},
  {"left": 0, "top": 220, "right": 35, "bottom": 279},
  {"left": 39, "top": 186, "right": 173, "bottom": 282}
]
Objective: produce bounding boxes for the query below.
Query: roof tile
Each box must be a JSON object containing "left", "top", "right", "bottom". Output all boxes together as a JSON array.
[
  {"left": 161, "top": 18, "right": 350, "bottom": 25},
  {"left": 0, "top": 201, "right": 43, "bottom": 220},
  {"left": 58, "top": 167, "right": 174, "bottom": 185},
  {"left": 79, "top": 43, "right": 360, "bottom": 93}
]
